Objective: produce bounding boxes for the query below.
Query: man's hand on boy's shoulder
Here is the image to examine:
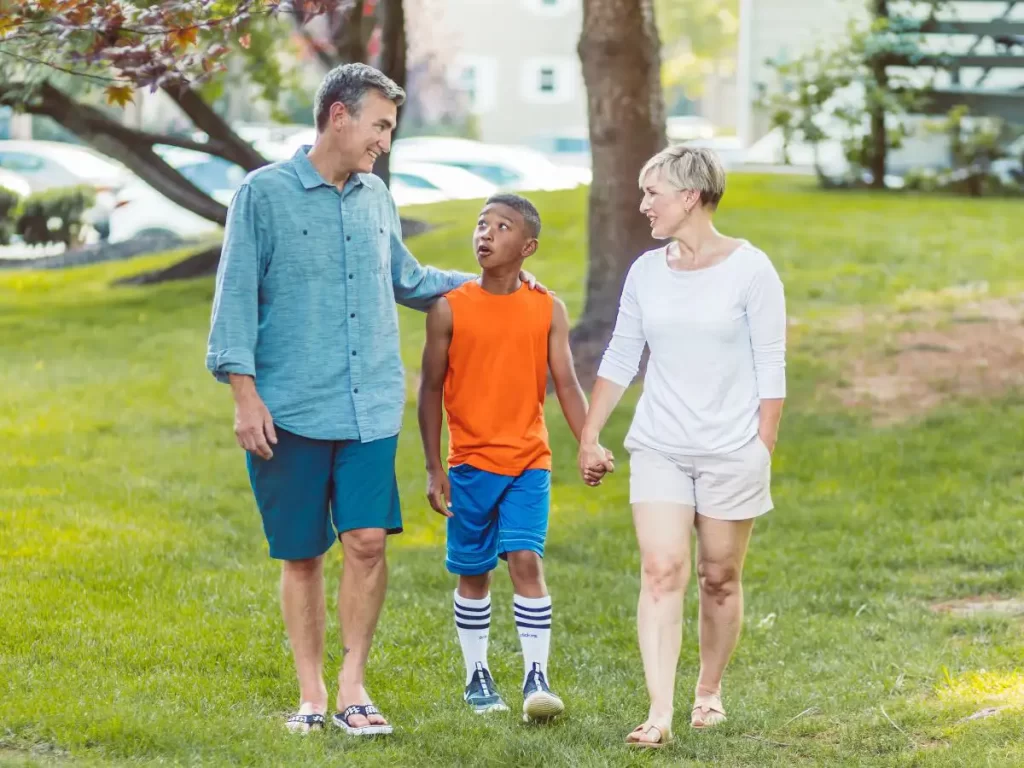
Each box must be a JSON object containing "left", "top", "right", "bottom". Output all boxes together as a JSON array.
[{"left": 520, "top": 269, "right": 551, "bottom": 294}]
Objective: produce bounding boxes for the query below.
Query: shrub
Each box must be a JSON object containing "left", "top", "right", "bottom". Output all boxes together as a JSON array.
[
  {"left": 0, "top": 185, "right": 21, "bottom": 246},
  {"left": 16, "top": 185, "right": 97, "bottom": 247}
]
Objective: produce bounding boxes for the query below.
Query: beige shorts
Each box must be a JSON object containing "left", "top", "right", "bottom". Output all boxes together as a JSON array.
[{"left": 628, "top": 435, "right": 773, "bottom": 520}]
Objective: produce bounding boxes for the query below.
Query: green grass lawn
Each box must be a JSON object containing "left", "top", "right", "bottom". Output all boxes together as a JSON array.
[{"left": 2, "top": 175, "right": 1023, "bottom": 766}]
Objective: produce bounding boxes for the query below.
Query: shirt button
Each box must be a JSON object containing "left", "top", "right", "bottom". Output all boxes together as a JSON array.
[
  {"left": 348, "top": 274, "right": 353, "bottom": 279},
  {"left": 346, "top": 235, "right": 351, "bottom": 241},
  {"left": 353, "top": 388, "right": 359, "bottom": 394},
  {"left": 350, "top": 313, "right": 355, "bottom": 318},
  {"left": 352, "top": 351, "right": 357, "bottom": 356}
]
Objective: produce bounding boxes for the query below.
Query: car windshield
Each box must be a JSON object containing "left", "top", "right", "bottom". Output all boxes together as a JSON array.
[
  {"left": 392, "top": 172, "right": 439, "bottom": 190},
  {"left": 446, "top": 163, "right": 522, "bottom": 186},
  {"left": 43, "top": 146, "right": 123, "bottom": 178}
]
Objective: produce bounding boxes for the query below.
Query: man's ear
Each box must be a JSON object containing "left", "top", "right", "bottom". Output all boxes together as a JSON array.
[
  {"left": 329, "top": 101, "right": 350, "bottom": 129},
  {"left": 523, "top": 238, "right": 539, "bottom": 259}
]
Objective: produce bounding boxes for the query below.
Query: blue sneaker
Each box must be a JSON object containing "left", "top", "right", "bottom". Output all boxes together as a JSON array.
[
  {"left": 464, "top": 663, "right": 509, "bottom": 714},
  {"left": 522, "top": 663, "right": 564, "bottom": 722}
]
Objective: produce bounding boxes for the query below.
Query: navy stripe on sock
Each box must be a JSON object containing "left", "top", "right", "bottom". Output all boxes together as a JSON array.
[
  {"left": 515, "top": 621, "right": 552, "bottom": 630},
  {"left": 515, "top": 611, "right": 551, "bottom": 623},
  {"left": 455, "top": 610, "right": 490, "bottom": 623},
  {"left": 456, "top": 620, "right": 491, "bottom": 630},
  {"left": 453, "top": 602, "right": 490, "bottom": 613},
  {"left": 512, "top": 606, "right": 552, "bottom": 618}
]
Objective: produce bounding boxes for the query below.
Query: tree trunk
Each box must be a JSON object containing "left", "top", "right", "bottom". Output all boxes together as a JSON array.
[
  {"left": 336, "top": 0, "right": 369, "bottom": 64},
  {"left": 574, "top": 0, "right": 667, "bottom": 387},
  {"left": 372, "top": 0, "right": 407, "bottom": 188},
  {"left": 869, "top": 0, "right": 889, "bottom": 189}
]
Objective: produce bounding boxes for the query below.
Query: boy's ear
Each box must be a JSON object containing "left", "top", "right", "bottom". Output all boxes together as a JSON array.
[{"left": 522, "top": 238, "right": 539, "bottom": 259}]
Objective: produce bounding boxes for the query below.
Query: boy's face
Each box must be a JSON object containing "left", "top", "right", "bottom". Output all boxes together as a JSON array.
[{"left": 473, "top": 203, "right": 537, "bottom": 269}]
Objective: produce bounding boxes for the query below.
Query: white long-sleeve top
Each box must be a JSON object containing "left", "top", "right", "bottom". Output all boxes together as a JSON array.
[{"left": 597, "top": 241, "right": 787, "bottom": 456}]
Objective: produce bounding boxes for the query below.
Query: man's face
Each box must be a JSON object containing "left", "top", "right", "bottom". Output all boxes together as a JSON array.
[
  {"left": 329, "top": 89, "right": 398, "bottom": 174},
  {"left": 473, "top": 203, "right": 537, "bottom": 269}
]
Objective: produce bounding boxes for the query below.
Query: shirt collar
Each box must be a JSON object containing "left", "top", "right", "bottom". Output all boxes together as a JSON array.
[{"left": 292, "top": 145, "right": 366, "bottom": 191}]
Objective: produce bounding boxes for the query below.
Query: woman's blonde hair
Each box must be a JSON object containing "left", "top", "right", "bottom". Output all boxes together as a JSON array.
[{"left": 638, "top": 145, "right": 726, "bottom": 210}]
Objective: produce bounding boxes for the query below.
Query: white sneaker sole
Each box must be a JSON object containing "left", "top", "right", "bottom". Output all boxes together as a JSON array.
[
  {"left": 472, "top": 701, "right": 510, "bottom": 715},
  {"left": 523, "top": 692, "right": 564, "bottom": 722}
]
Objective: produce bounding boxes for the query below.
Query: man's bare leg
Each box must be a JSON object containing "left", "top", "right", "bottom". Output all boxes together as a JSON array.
[
  {"left": 336, "top": 528, "right": 389, "bottom": 727},
  {"left": 281, "top": 556, "right": 328, "bottom": 713}
]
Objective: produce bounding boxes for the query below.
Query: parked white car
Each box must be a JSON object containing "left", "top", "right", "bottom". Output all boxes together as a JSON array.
[
  {"left": 108, "top": 147, "right": 241, "bottom": 244},
  {"left": 0, "top": 168, "right": 31, "bottom": 199},
  {"left": 0, "top": 140, "right": 131, "bottom": 237},
  {"left": 391, "top": 137, "right": 591, "bottom": 191},
  {"left": 109, "top": 149, "right": 497, "bottom": 244},
  {"left": 390, "top": 161, "right": 498, "bottom": 206}
]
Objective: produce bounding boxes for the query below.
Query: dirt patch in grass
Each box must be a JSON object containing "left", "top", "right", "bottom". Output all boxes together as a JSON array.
[
  {"left": 835, "top": 295, "right": 1024, "bottom": 424},
  {"left": 930, "top": 595, "right": 1024, "bottom": 618}
]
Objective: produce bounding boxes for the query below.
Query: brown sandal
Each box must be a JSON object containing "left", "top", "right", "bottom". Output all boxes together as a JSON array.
[
  {"left": 626, "top": 722, "right": 673, "bottom": 748},
  {"left": 691, "top": 692, "right": 727, "bottom": 729}
]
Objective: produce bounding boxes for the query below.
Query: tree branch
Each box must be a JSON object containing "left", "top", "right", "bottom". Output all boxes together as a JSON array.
[
  {"left": 159, "top": 85, "right": 268, "bottom": 171},
  {"left": 0, "top": 49, "right": 126, "bottom": 84},
  {"left": 293, "top": 20, "right": 339, "bottom": 71},
  {"left": 0, "top": 81, "right": 229, "bottom": 226}
]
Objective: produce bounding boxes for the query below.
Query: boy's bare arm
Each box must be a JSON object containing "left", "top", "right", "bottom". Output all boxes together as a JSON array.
[
  {"left": 418, "top": 298, "right": 454, "bottom": 515},
  {"left": 548, "top": 298, "right": 590, "bottom": 443},
  {"left": 549, "top": 298, "right": 614, "bottom": 484}
]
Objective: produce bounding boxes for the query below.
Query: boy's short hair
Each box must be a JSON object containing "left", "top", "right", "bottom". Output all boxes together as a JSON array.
[{"left": 484, "top": 193, "right": 541, "bottom": 239}]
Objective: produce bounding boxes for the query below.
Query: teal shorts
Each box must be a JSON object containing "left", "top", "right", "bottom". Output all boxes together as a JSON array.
[{"left": 246, "top": 429, "right": 402, "bottom": 560}]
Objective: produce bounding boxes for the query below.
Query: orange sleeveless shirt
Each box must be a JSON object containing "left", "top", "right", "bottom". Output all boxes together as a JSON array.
[{"left": 444, "top": 281, "right": 553, "bottom": 476}]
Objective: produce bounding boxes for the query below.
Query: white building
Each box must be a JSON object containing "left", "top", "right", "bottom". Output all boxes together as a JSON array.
[
  {"left": 429, "top": 0, "right": 588, "bottom": 149},
  {"left": 735, "top": 0, "right": 866, "bottom": 149}
]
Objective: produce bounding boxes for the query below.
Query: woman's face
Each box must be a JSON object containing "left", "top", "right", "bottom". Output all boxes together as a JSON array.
[{"left": 639, "top": 172, "right": 693, "bottom": 239}]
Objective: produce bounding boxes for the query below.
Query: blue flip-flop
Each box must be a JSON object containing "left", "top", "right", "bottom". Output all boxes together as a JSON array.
[
  {"left": 285, "top": 712, "right": 325, "bottom": 734},
  {"left": 332, "top": 704, "right": 393, "bottom": 736}
]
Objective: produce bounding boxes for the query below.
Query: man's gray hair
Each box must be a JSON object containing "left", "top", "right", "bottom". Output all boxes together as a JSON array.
[
  {"left": 639, "top": 145, "right": 727, "bottom": 210},
  {"left": 313, "top": 63, "right": 406, "bottom": 132}
]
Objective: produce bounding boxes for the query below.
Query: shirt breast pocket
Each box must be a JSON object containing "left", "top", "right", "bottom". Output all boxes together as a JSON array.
[
  {"left": 270, "top": 222, "right": 323, "bottom": 279},
  {"left": 373, "top": 220, "right": 392, "bottom": 276}
]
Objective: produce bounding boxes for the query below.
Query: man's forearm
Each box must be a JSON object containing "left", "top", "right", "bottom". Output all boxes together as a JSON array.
[
  {"left": 229, "top": 373, "right": 258, "bottom": 402},
  {"left": 417, "top": 388, "right": 445, "bottom": 471}
]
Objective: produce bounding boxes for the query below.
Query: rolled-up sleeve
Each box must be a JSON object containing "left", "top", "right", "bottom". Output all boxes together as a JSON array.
[
  {"left": 387, "top": 195, "right": 472, "bottom": 311},
  {"left": 596, "top": 261, "right": 646, "bottom": 387},
  {"left": 747, "top": 262, "right": 787, "bottom": 399},
  {"left": 206, "top": 183, "right": 265, "bottom": 383}
]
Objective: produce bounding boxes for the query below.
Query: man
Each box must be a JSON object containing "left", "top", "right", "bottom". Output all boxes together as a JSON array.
[{"left": 206, "top": 63, "right": 541, "bottom": 736}]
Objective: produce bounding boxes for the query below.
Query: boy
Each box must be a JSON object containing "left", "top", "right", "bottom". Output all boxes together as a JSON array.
[{"left": 418, "top": 194, "right": 612, "bottom": 722}]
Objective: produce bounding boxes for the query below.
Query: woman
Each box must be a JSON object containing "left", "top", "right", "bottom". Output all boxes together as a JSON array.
[{"left": 578, "top": 146, "right": 786, "bottom": 747}]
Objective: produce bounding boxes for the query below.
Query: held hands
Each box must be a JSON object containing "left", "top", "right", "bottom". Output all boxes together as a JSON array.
[
  {"left": 426, "top": 467, "right": 453, "bottom": 517},
  {"left": 234, "top": 391, "right": 277, "bottom": 460},
  {"left": 578, "top": 440, "right": 615, "bottom": 487}
]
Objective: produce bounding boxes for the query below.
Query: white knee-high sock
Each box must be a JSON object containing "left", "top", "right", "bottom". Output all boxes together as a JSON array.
[
  {"left": 454, "top": 591, "right": 491, "bottom": 685},
  {"left": 514, "top": 594, "right": 552, "bottom": 687}
]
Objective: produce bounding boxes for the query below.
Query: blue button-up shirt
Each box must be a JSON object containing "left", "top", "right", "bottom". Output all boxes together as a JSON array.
[{"left": 206, "top": 146, "right": 472, "bottom": 442}]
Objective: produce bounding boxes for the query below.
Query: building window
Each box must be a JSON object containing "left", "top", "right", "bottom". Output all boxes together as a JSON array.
[
  {"left": 449, "top": 55, "right": 497, "bottom": 114},
  {"left": 521, "top": 57, "right": 578, "bottom": 105},
  {"left": 458, "top": 66, "right": 478, "bottom": 108},
  {"left": 522, "top": 0, "right": 578, "bottom": 16},
  {"left": 538, "top": 67, "right": 556, "bottom": 94}
]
